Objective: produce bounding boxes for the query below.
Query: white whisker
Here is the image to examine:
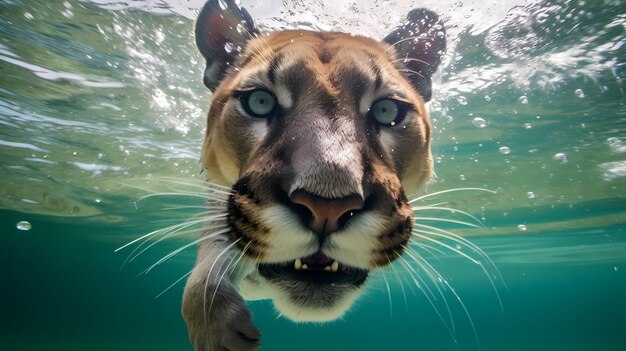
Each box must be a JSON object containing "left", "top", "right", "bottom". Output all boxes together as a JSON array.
[
  {"left": 406, "top": 247, "right": 480, "bottom": 347},
  {"left": 380, "top": 270, "right": 393, "bottom": 319},
  {"left": 130, "top": 224, "right": 228, "bottom": 266},
  {"left": 138, "top": 192, "right": 225, "bottom": 202},
  {"left": 414, "top": 216, "right": 481, "bottom": 228},
  {"left": 408, "top": 239, "right": 447, "bottom": 260},
  {"left": 387, "top": 255, "right": 408, "bottom": 312},
  {"left": 142, "top": 227, "right": 232, "bottom": 274},
  {"left": 408, "top": 188, "right": 496, "bottom": 204},
  {"left": 208, "top": 241, "right": 252, "bottom": 322},
  {"left": 155, "top": 269, "right": 193, "bottom": 299},
  {"left": 412, "top": 226, "right": 505, "bottom": 312},
  {"left": 115, "top": 216, "right": 213, "bottom": 253},
  {"left": 204, "top": 239, "right": 242, "bottom": 324},
  {"left": 412, "top": 205, "right": 483, "bottom": 225},
  {"left": 161, "top": 205, "right": 226, "bottom": 211},
  {"left": 398, "top": 252, "right": 457, "bottom": 340},
  {"left": 412, "top": 232, "right": 481, "bottom": 265},
  {"left": 412, "top": 223, "right": 506, "bottom": 304},
  {"left": 117, "top": 215, "right": 227, "bottom": 268},
  {"left": 413, "top": 223, "right": 493, "bottom": 264}
]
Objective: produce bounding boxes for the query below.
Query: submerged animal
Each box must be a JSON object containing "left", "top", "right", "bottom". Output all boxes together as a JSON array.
[{"left": 182, "top": 0, "right": 446, "bottom": 349}]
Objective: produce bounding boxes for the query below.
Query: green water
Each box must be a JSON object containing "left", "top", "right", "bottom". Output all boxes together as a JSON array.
[{"left": 1, "top": 0, "right": 625, "bottom": 350}]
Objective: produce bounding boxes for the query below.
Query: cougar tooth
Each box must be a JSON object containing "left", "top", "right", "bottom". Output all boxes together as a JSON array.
[
  {"left": 301, "top": 264, "right": 309, "bottom": 270},
  {"left": 294, "top": 258, "right": 303, "bottom": 270},
  {"left": 324, "top": 266, "right": 331, "bottom": 271},
  {"left": 331, "top": 260, "right": 339, "bottom": 273}
]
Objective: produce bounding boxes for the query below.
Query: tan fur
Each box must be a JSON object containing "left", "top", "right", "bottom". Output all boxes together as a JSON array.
[
  {"left": 184, "top": 4, "right": 445, "bottom": 348},
  {"left": 202, "top": 30, "right": 432, "bottom": 190},
  {"left": 198, "top": 30, "right": 432, "bottom": 263}
]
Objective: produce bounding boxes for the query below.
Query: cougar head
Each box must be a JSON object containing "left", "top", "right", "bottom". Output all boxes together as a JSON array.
[{"left": 195, "top": 0, "right": 445, "bottom": 322}]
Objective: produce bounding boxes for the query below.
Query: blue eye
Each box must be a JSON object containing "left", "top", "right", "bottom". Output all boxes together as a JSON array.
[
  {"left": 370, "top": 98, "right": 409, "bottom": 126},
  {"left": 239, "top": 89, "right": 276, "bottom": 117},
  {"left": 371, "top": 99, "right": 398, "bottom": 124}
]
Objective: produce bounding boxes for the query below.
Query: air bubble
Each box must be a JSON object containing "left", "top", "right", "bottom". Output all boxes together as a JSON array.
[
  {"left": 519, "top": 95, "right": 528, "bottom": 104},
  {"left": 457, "top": 96, "right": 467, "bottom": 105},
  {"left": 499, "top": 146, "right": 511, "bottom": 155},
  {"left": 553, "top": 152, "right": 568, "bottom": 163},
  {"left": 218, "top": 0, "right": 228, "bottom": 10},
  {"left": 527, "top": 192, "right": 536, "bottom": 199},
  {"left": 16, "top": 221, "right": 32, "bottom": 231},
  {"left": 517, "top": 224, "right": 527, "bottom": 232},
  {"left": 431, "top": 101, "right": 442, "bottom": 111},
  {"left": 24, "top": 12, "right": 34, "bottom": 20},
  {"left": 523, "top": 123, "right": 532, "bottom": 129},
  {"left": 472, "top": 117, "right": 487, "bottom": 128},
  {"left": 575, "top": 89, "right": 585, "bottom": 98},
  {"left": 236, "top": 23, "right": 245, "bottom": 34},
  {"left": 224, "top": 42, "right": 234, "bottom": 53}
]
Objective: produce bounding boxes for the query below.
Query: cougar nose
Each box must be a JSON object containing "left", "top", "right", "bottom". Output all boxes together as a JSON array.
[{"left": 290, "top": 190, "right": 364, "bottom": 235}]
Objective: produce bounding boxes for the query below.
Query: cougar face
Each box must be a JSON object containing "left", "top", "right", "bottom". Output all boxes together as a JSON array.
[{"left": 194, "top": 0, "right": 445, "bottom": 322}]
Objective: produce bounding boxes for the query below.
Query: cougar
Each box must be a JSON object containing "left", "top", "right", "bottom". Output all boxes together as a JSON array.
[{"left": 182, "top": 1, "right": 445, "bottom": 349}]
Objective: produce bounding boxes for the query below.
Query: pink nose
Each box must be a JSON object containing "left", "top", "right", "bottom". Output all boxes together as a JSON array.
[{"left": 290, "top": 190, "right": 364, "bottom": 235}]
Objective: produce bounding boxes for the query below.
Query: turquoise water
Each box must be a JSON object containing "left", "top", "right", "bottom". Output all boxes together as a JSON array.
[{"left": 1, "top": 0, "right": 625, "bottom": 350}]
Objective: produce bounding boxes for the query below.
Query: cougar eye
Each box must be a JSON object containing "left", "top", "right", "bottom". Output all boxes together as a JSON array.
[
  {"left": 370, "top": 98, "right": 405, "bottom": 126},
  {"left": 239, "top": 89, "right": 277, "bottom": 117}
]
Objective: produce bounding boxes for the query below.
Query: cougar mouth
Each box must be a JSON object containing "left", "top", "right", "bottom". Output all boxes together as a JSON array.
[{"left": 258, "top": 251, "right": 368, "bottom": 286}]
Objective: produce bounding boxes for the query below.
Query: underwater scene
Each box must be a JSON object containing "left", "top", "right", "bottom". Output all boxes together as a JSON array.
[{"left": 1, "top": 0, "right": 625, "bottom": 350}]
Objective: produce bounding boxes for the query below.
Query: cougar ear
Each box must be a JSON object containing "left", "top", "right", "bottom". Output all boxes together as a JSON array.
[
  {"left": 195, "top": 0, "right": 259, "bottom": 91},
  {"left": 383, "top": 9, "right": 446, "bottom": 102}
]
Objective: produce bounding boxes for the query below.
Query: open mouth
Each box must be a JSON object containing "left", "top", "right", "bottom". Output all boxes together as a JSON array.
[{"left": 258, "top": 251, "right": 368, "bottom": 285}]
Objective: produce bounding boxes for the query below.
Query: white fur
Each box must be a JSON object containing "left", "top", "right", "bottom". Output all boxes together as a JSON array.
[
  {"left": 258, "top": 205, "right": 318, "bottom": 263},
  {"left": 359, "top": 89, "right": 375, "bottom": 115},
  {"left": 239, "top": 205, "right": 385, "bottom": 322},
  {"left": 249, "top": 120, "right": 268, "bottom": 142},
  {"left": 273, "top": 84, "right": 293, "bottom": 109},
  {"left": 378, "top": 128, "right": 396, "bottom": 160},
  {"left": 269, "top": 284, "right": 362, "bottom": 322},
  {"left": 258, "top": 205, "right": 385, "bottom": 268},
  {"left": 238, "top": 270, "right": 273, "bottom": 301},
  {"left": 324, "top": 212, "right": 386, "bottom": 269}
]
